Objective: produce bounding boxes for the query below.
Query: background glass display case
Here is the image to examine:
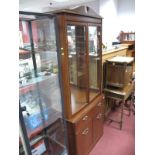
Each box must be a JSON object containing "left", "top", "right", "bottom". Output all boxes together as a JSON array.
[{"left": 19, "top": 12, "right": 67, "bottom": 155}]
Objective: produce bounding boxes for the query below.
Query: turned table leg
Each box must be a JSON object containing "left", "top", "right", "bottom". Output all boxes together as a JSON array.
[{"left": 120, "top": 100, "right": 124, "bottom": 130}]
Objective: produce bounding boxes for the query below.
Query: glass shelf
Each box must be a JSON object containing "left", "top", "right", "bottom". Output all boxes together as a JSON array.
[{"left": 19, "top": 12, "right": 67, "bottom": 155}]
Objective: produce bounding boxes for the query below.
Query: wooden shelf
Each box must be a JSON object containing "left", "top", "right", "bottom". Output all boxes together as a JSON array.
[{"left": 120, "top": 32, "right": 135, "bottom": 43}]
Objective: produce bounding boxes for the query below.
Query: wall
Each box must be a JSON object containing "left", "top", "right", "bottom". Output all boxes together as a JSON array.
[
  {"left": 81, "top": 0, "right": 99, "bottom": 14},
  {"left": 99, "top": 0, "right": 118, "bottom": 48},
  {"left": 117, "top": 0, "right": 135, "bottom": 32},
  {"left": 20, "top": 0, "right": 135, "bottom": 47},
  {"left": 41, "top": 0, "right": 99, "bottom": 13},
  {"left": 99, "top": 0, "right": 135, "bottom": 47}
]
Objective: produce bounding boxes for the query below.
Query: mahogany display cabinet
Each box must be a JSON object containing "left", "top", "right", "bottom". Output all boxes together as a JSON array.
[{"left": 49, "top": 6, "right": 105, "bottom": 155}]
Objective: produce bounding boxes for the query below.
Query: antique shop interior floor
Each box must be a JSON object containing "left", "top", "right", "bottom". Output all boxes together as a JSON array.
[{"left": 90, "top": 109, "right": 135, "bottom": 155}]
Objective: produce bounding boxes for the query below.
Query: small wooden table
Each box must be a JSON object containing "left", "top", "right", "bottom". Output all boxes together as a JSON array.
[{"left": 104, "top": 84, "right": 134, "bottom": 129}]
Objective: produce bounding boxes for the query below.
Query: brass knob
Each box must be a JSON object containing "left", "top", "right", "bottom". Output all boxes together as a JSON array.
[
  {"left": 96, "top": 113, "right": 102, "bottom": 119},
  {"left": 82, "top": 115, "right": 88, "bottom": 121},
  {"left": 82, "top": 128, "right": 89, "bottom": 135},
  {"left": 97, "top": 102, "right": 102, "bottom": 107}
]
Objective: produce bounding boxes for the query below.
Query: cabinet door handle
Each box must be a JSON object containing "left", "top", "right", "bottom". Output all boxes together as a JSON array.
[
  {"left": 96, "top": 113, "right": 102, "bottom": 119},
  {"left": 82, "top": 128, "right": 89, "bottom": 135},
  {"left": 82, "top": 115, "right": 88, "bottom": 121},
  {"left": 97, "top": 102, "right": 102, "bottom": 107}
]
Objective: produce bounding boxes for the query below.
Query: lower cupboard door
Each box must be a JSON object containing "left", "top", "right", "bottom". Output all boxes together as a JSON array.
[
  {"left": 93, "top": 112, "right": 103, "bottom": 143},
  {"left": 76, "top": 122, "right": 93, "bottom": 155}
]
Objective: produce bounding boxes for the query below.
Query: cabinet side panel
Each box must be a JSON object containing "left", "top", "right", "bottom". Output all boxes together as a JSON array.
[
  {"left": 66, "top": 121, "right": 77, "bottom": 155},
  {"left": 56, "top": 15, "right": 72, "bottom": 119}
]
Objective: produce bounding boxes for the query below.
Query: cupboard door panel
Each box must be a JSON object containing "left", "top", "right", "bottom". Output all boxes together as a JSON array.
[
  {"left": 75, "top": 110, "right": 93, "bottom": 134},
  {"left": 76, "top": 121, "right": 93, "bottom": 155},
  {"left": 93, "top": 110, "right": 103, "bottom": 144},
  {"left": 92, "top": 102, "right": 104, "bottom": 144}
]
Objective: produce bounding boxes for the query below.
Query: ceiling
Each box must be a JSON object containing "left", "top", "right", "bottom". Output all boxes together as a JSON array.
[{"left": 19, "top": 0, "right": 97, "bottom": 12}]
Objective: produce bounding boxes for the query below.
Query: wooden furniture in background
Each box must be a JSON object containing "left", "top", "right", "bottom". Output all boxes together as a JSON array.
[
  {"left": 102, "top": 48, "right": 127, "bottom": 117},
  {"left": 104, "top": 84, "right": 134, "bottom": 129},
  {"left": 102, "top": 46, "right": 128, "bottom": 89},
  {"left": 122, "top": 43, "right": 135, "bottom": 57},
  {"left": 103, "top": 56, "right": 134, "bottom": 122},
  {"left": 119, "top": 32, "right": 135, "bottom": 43},
  {"left": 122, "top": 43, "right": 135, "bottom": 71},
  {"left": 102, "top": 46, "right": 128, "bottom": 63},
  {"left": 105, "top": 56, "right": 134, "bottom": 88},
  {"left": 49, "top": 6, "right": 104, "bottom": 155},
  {"left": 120, "top": 31, "right": 135, "bottom": 58}
]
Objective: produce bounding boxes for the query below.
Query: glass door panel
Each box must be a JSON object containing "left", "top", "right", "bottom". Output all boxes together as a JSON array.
[
  {"left": 19, "top": 14, "right": 67, "bottom": 155},
  {"left": 67, "top": 25, "right": 88, "bottom": 114},
  {"left": 88, "top": 26, "right": 101, "bottom": 101},
  {"left": 19, "top": 135, "right": 26, "bottom": 155}
]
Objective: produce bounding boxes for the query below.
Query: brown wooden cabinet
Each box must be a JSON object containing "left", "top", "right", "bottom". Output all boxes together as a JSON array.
[
  {"left": 66, "top": 96, "right": 104, "bottom": 155},
  {"left": 48, "top": 6, "right": 104, "bottom": 155},
  {"left": 105, "top": 56, "right": 134, "bottom": 89}
]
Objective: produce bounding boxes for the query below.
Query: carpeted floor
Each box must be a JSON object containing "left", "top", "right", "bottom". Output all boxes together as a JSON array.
[{"left": 89, "top": 108, "right": 135, "bottom": 155}]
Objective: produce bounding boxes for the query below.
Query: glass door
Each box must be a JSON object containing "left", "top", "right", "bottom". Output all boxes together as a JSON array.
[
  {"left": 88, "top": 26, "right": 102, "bottom": 101},
  {"left": 19, "top": 135, "right": 27, "bottom": 155},
  {"left": 19, "top": 133, "right": 27, "bottom": 155},
  {"left": 19, "top": 13, "right": 67, "bottom": 155},
  {"left": 67, "top": 24, "right": 88, "bottom": 115}
]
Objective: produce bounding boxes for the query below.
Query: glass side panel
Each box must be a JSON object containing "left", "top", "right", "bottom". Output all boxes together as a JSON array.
[
  {"left": 88, "top": 26, "right": 101, "bottom": 101},
  {"left": 19, "top": 136, "right": 26, "bottom": 155},
  {"left": 19, "top": 21, "right": 31, "bottom": 50},
  {"left": 67, "top": 25, "right": 88, "bottom": 115},
  {"left": 19, "top": 16, "right": 67, "bottom": 155}
]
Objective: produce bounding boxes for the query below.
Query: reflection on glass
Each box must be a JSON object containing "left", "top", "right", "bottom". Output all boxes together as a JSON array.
[
  {"left": 19, "top": 21, "right": 31, "bottom": 50},
  {"left": 31, "top": 19, "right": 58, "bottom": 75},
  {"left": 19, "top": 135, "right": 26, "bottom": 155},
  {"left": 67, "top": 25, "right": 88, "bottom": 114},
  {"left": 88, "top": 26, "right": 101, "bottom": 101},
  {"left": 19, "top": 16, "right": 67, "bottom": 155},
  {"left": 89, "top": 26, "right": 98, "bottom": 53}
]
